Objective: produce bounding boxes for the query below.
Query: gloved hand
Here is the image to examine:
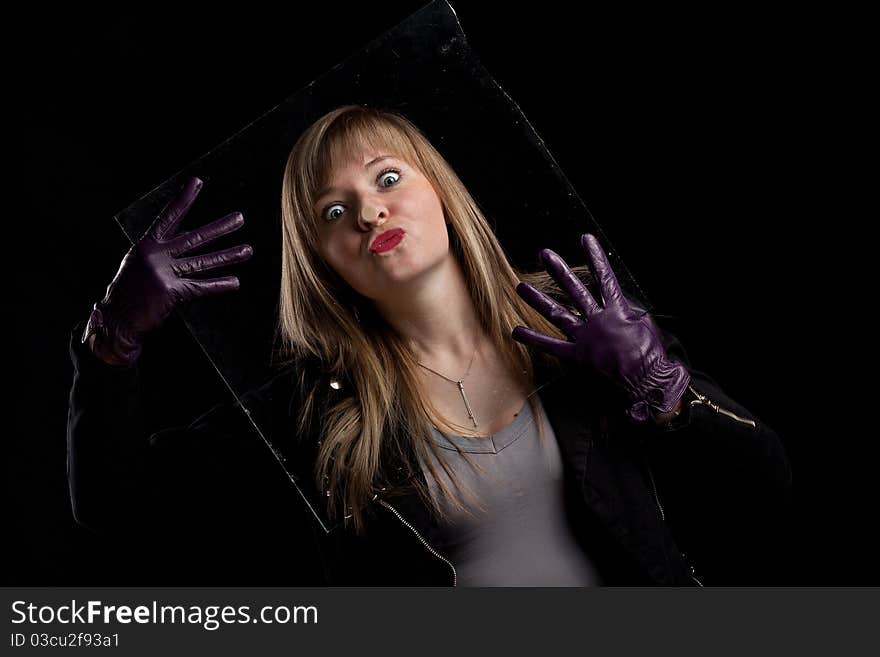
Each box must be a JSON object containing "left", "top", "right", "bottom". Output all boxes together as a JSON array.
[
  {"left": 512, "top": 233, "right": 690, "bottom": 423},
  {"left": 84, "top": 176, "right": 254, "bottom": 367}
]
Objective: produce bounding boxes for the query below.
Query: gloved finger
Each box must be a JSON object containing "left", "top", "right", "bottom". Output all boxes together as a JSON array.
[
  {"left": 515, "top": 281, "right": 582, "bottom": 336},
  {"left": 169, "top": 211, "right": 245, "bottom": 256},
  {"left": 179, "top": 275, "right": 241, "bottom": 300},
  {"left": 512, "top": 325, "right": 576, "bottom": 360},
  {"left": 173, "top": 244, "right": 254, "bottom": 276},
  {"left": 580, "top": 234, "right": 624, "bottom": 309},
  {"left": 150, "top": 176, "right": 203, "bottom": 241},
  {"left": 538, "top": 248, "right": 601, "bottom": 317}
]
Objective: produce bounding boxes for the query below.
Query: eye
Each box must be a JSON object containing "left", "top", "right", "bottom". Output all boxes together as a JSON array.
[
  {"left": 378, "top": 167, "right": 401, "bottom": 188},
  {"left": 321, "top": 167, "right": 403, "bottom": 221},
  {"left": 324, "top": 204, "right": 345, "bottom": 221}
]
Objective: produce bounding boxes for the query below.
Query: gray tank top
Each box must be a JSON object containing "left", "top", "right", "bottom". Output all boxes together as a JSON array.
[{"left": 421, "top": 397, "right": 604, "bottom": 586}]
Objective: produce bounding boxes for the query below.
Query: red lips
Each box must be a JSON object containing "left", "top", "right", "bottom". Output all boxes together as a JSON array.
[{"left": 369, "top": 228, "right": 405, "bottom": 253}]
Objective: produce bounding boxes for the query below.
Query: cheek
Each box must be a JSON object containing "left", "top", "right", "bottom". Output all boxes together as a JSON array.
[
  {"left": 314, "top": 236, "right": 338, "bottom": 270},
  {"left": 322, "top": 238, "right": 362, "bottom": 280},
  {"left": 411, "top": 187, "right": 445, "bottom": 226},
  {"left": 431, "top": 198, "right": 449, "bottom": 234},
  {"left": 323, "top": 244, "right": 345, "bottom": 272},
  {"left": 319, "top": 229, "right": 344, "bottom": 256}
]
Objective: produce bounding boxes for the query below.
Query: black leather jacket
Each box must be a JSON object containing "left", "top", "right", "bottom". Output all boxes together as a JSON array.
[{"left": 67, "top": 318, "right": 792, "bottom": 586}]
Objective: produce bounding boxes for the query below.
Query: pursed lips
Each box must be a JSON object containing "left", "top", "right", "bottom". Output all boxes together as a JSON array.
[{"left": 369, "top": 228, "right": 405, "bottom": 252}]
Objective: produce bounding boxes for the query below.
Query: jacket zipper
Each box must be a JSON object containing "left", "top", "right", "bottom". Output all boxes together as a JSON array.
[
  {"left": 367, "top": 382, "right": 745, "bottom": 589},
  {"left": 648, "top": 381, "right": 754, "bottom": 584},
  {"left": 645, "top": 460, "right": 705, "bottom": 587},
  {"left": 679, "top": 383, "right": 752, "bottom": 585},
  {"left": 687, "top": 384, "right": 756, "bottom": 428},
  {"left": 376, "top": 498, "right": 457, "bottom": 587},
  {"left": 645, "top": 461, "right": 666, "bottom": 524}
]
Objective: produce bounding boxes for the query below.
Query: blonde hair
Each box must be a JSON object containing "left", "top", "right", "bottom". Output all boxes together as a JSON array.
[{"left": 277, "top": 105, "right": 593, "bottom": 534}]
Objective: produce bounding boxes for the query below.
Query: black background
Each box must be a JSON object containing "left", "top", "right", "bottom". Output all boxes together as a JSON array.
[{"left": 12, "top": 2, "right": 863, "bottom": 584}]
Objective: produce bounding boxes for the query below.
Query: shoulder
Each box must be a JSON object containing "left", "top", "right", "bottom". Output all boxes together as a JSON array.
[
  {"left": 241, "top": 355, "right": 354, "bottom": 426},
  {"left": 149, "top": 356, "right": 340, "bottom": 447}
]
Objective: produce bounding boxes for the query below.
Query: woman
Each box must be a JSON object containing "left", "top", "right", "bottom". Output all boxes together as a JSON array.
[{"left": 68, "top": 105, "right": 792, "bottom": 585}]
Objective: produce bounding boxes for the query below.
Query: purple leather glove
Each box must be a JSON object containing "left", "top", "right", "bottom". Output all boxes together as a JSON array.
[
  {"left": 83, "top": 176, "right": 254, "bottom": 367},
  {"left": 512, "top": 233, "right": 690, "bottom": 423}
]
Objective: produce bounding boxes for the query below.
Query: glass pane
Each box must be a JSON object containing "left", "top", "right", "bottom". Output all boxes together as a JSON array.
[{"left": 111, "top": 0, "right": 653, "bottom": 532}]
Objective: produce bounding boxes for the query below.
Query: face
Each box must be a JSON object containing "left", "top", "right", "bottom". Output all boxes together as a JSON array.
[{"left": 313, "top": 146, "right": 451, "bottom": 303}]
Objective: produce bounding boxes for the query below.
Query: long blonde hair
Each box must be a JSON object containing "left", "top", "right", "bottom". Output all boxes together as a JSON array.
[{"left": 277, "top": 105, "right": 594, "bottom": 534}]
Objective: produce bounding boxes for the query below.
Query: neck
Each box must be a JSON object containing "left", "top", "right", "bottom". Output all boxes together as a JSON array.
[{"left": 372, "top": 252, "right": 484, "bottom": 372}]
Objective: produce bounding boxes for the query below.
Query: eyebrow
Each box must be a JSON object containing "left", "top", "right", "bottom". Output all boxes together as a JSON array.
[{"left": 315, "top": 155, "right": 397, "bottom": 202}]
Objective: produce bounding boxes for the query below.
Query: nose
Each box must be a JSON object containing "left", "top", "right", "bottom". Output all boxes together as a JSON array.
[{"left": 358, "top": 201, "right": 387, "bottom": 230}]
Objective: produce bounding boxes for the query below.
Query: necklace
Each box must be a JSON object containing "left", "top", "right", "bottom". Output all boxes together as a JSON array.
[{"left": 416, "top": 343, "right": 479, "bottom": 428}]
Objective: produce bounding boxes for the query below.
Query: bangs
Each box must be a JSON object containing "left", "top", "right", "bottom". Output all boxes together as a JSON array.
[{"left": 310, "top": 113, "right": 427, "bottom": 210}]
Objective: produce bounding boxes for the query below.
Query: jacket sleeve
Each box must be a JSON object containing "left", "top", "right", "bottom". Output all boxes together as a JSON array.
[
  {"left": 641, "top": 320, "right": 792, "bottom": 504},
  {"left": 67, "top": 318, "right": 152, "bottom": 535},
  {"left": 66, "top": 318, "right": 279, "bottom": 539},
  {"left": 631, "top": 317, "right": 794, "bottom": 581}
]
